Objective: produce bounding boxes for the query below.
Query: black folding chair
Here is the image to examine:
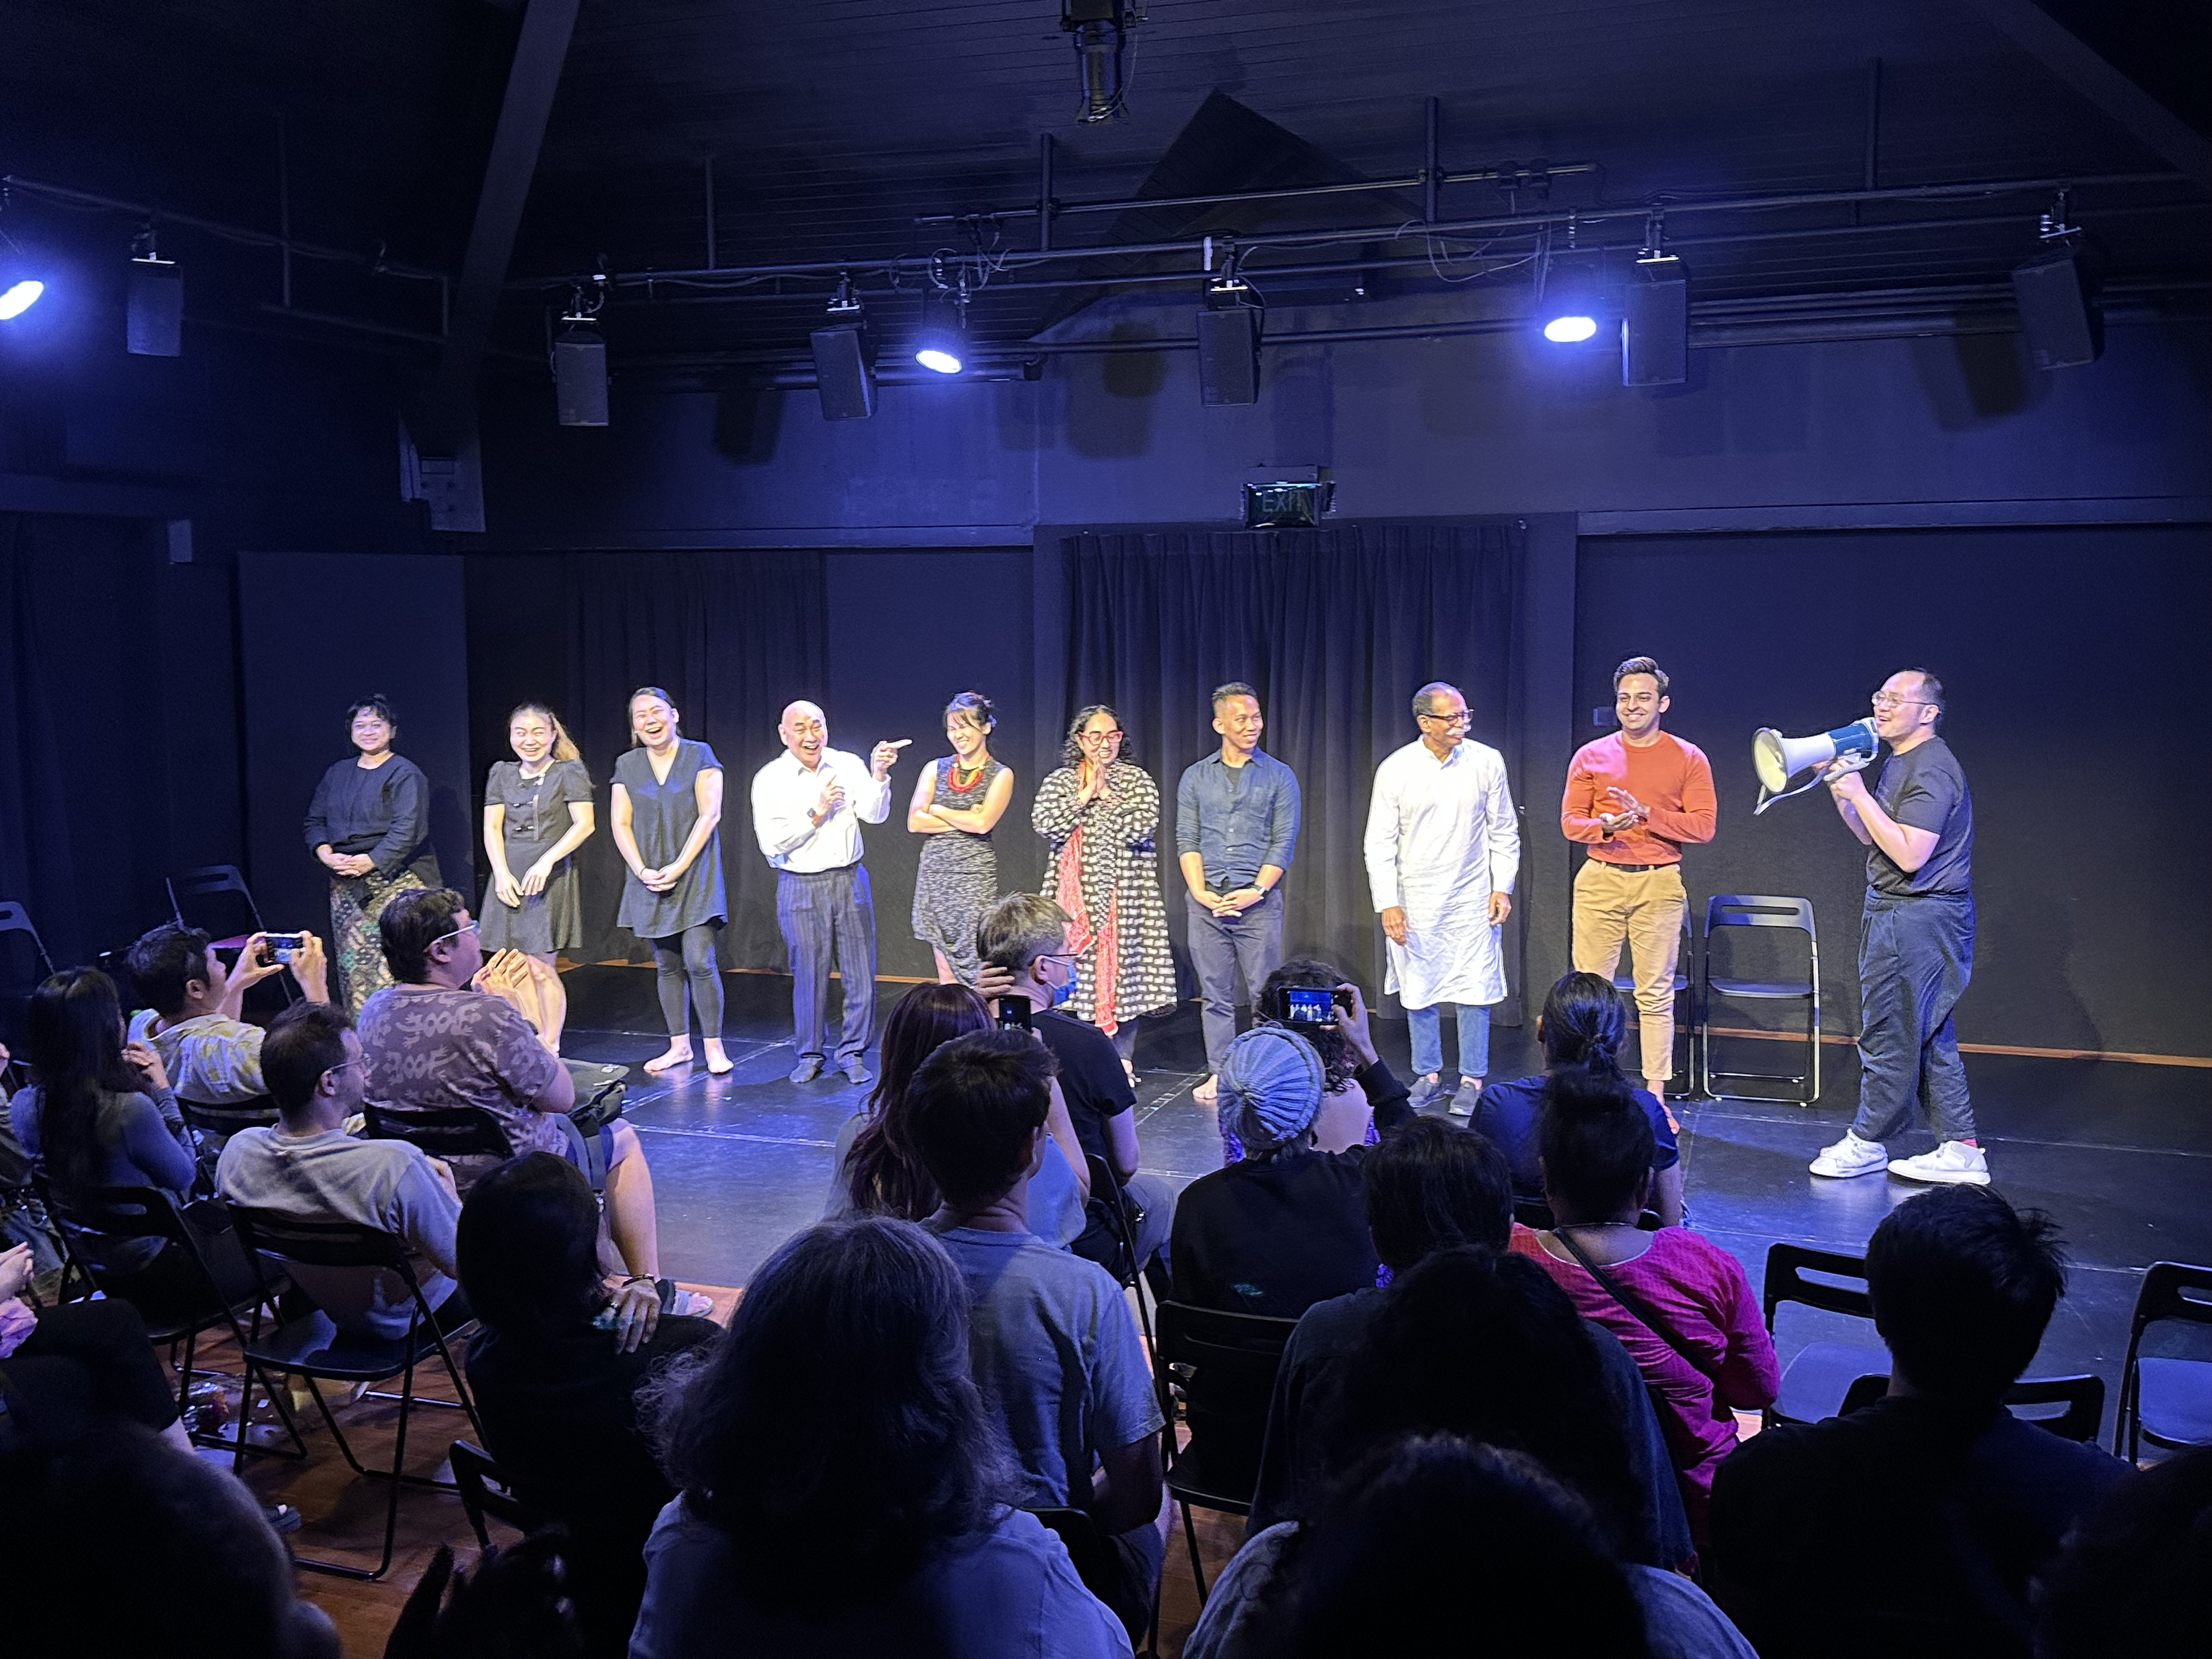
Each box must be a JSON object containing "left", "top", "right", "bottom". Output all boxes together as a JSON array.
[
  {"left": 451, "top": 1438, "right": 544, "bottom": 1549},
  {"left": 1762, "top": 1242, "right": 1887, "bottom": 1427},
  {"left": 229, "top": 1206, "right": 483, "bottom": 1581},
  {"left": 0, "top": 899, "right": 55, "bottom": 1059},
  {"left": 365, "top": 1075, "right": 622, "bottom": 1194},
  {"left": 2114, "top": 1261, "right": 2212, "bottom": 1461},
  {"left": 1700, "top": 895, "right": 1821, "bottom": 1104},
  {"left": 1153, "top": 1300, "right": 1299, "bottom": 1603},
  {"left": 1840, "top": 1370, "right": 2107, "bottom": 1442},
  {"left": 33, "top": 1178, "right": 302, "bottom": 1464},
  {"left": 1084, "top": 1152, "right": 1156, "bottom": 1355},
  {"left": 166, "top": 864, "right": 266, "bottom": 950},
  {"left": 178, "top": 1096, "right": 283, "bottom": 1176}
]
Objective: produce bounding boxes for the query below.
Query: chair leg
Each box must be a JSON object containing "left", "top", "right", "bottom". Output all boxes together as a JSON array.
[
  {"left": 1181, "top": 1497, "right": 1209, "bottom": 1603},
  {"left": 173, "top": 1329, "right": 198, "bottom": 1427},
  {"left": 370, "top": 1354, "right": 417, "bottom": 1581},
  {"left": 300, "top": 1374, "right": 373, "bottom": 1477}
]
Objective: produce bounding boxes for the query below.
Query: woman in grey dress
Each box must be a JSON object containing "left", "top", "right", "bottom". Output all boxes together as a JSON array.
[
  {"left": 610, "top": 687, "right": 731, "bottom": 1076},
  {"left": 906, "top": 691, "right": 1015, "bottom": 986},
  {"left": 303, "top": 694, "right": 441, "bottom": 1013},
  {"left": 480, "top": 703, "right": 595, "bottom": 971}
]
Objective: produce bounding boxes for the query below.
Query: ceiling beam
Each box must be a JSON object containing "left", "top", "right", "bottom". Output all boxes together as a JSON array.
[
  {"left": 415, "top": 0, "right": 582, "bottom": 468},
  {"left": 1957, "top": 0, "right": 2212, "bottom": 191}
]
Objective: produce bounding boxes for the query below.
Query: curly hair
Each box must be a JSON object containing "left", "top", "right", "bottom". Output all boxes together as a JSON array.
[{"left": 1060, "top": 703, "right": 1136, "bottom": 769}]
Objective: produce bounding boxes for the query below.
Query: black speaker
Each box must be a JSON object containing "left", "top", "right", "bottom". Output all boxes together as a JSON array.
[
  {"left": 1622, "top": 254, "right": 1687, "bottom": 387},
  {"left": 1197, "top": 304, "right": 1260, "bottom": 405},
  {"left": 554, "top": 329, "right": 609, "bottom": 426},
  {"left": 2012, "top": 251, "right": 2102, "bottom": 370},
  {"left": 126, "top": 262, "right": 183, "bottom": 357},
  {"left": 810, "top": 321, "right": 878, "bottom": 420}
]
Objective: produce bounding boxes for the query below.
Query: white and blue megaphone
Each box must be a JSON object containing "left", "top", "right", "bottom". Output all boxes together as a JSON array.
[{"left": 1752, "top": 719, "right": 1879, "bottom": 814}]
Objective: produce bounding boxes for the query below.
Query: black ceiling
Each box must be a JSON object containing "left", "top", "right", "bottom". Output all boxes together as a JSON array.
[{"left": 1, "top": 0, "right": 2205, "bottom": 371}]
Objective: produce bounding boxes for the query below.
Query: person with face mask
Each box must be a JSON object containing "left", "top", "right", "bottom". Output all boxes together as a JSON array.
[{"left": 978, "top": 893, "right": 1173, "bottom": 1282}]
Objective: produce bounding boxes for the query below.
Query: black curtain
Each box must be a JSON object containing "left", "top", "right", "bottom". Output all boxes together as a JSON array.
[
  {"left": 565, "top": 550, "right": 830, "bottom": 969},
  {"left": 1062, "top": 523, "right": 1523, "bottom": 1009}
]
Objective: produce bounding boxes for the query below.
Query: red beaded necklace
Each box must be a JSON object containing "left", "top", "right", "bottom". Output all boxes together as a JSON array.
[{"left": 946, "top": 755, "right": 988, "bottom": 793}]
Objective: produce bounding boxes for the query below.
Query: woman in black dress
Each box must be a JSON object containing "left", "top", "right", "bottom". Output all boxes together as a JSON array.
[
  {"left": 480, "top": 702, "right": 596, "bottom": 974},
  {"left": 303, "top": 695, "right": 441, "bottom": 1012}
]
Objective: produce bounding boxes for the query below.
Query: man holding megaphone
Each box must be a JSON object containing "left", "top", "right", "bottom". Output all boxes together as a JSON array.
[{"left": 1807, "top": 668, "right": 1987, "bottom": 1186}]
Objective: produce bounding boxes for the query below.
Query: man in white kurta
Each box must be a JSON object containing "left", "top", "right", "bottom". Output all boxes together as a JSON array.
[{"left": 1363, "top": 681, "right": 1521, "bottom": 1113}]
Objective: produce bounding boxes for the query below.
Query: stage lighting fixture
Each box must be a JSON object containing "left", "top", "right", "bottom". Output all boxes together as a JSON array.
[
  {"left": 1536, "top": 224, "right": 1606, "bottom": 346},
  {"left": 1197, "top": 261, "right": 1261, "bottom": 406},
  {"left": 0, "top": 277, "right": 42, "bottom": 320},
  {"left": 1621, "top": 238, "right": 1688, "bottom": 387},
  {"left": 2012, "top": 196, "right": 2102, "bottom": 370},
  {"left": 127, "top": 225, "right": 182, "bottom": 357},
  {"left": 913, "top": 283, "right": 968, "bottom": 375},
  {"left": 1062, "top": 0, "right": 1141, "bottom": 125},
  {"left": 810, "top": 276, "right": 878, "bottom": 420},
  {"left": 552, "top": 278, "right": 609, "bottom": 427}
]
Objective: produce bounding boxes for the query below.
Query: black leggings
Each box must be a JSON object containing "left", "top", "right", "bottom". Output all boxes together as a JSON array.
[
  {"left": 652, "top": 923, "right": 724, "bottom": 1039},
  {"left": 0, "top": 1299, "right": 181, "bottom": 1438}
]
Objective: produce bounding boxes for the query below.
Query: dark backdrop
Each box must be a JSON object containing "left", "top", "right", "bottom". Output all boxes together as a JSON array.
[
  {"left": 1060, "top": 524, "right": 1525, "bottom": 1012},
  {"left": 1572, "top": 525, "right": 2209, "bottom": 1057}
]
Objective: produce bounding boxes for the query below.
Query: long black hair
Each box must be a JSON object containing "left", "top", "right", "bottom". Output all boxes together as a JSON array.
[
  {"left": 843, "top": 984, "right": 994, "bottom": 1221},
  {"left": 646, "top": 1218, "right": 1014, "bottom": 1609},
  {"left": 25, "top": 969, "right": 139, "bottom": 1190},
  {"left": 1537, "top": 1066, "right": 1655, "bottom": 1222},
  {"left": 1324, "top": 1245, "right": 1647, "bottom": 1556},
  {"left": 457, "top": 1153, "right": 607, "bottom": 1340},
  {"left": 1538, "top": 970, "right": 1628, "bottom": 1077}
]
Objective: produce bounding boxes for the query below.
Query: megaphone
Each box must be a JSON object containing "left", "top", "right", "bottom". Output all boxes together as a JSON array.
[{"left": 1751, "top": 719, "right": 1879, "bottom": 814}]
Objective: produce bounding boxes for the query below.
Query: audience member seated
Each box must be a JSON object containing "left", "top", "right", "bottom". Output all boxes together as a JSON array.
[
  {"left": 359, "top": 887, "right": 697, "bottom": 1310},
  {"left": 1187, "top": 1435, "right": 1753, "bottom": 1659},
  {"left": 978, "top": 893, "right": 1173, "bottom": 1280},
  {"left": 906, "top": 1030, "right": 1167, "bottom": 1642},
  {"left": 1708, "top": 1186, "right": 2134, "bottom": 1659},
  {"left": 1216, "top": 960, "right": 1410, "bottom": 1165},
  {"left": 823, "top": 980, "right": 1090, "bottom": 1248},
  {"left": 2034, "top": 1444, "right": 2211, "bottom": 1659},
  {"left": 1172, "top": 985, "right": 1415, "bottom": 1318},
  {"left": 0, "top": 1239, "right": 193, "bottom": 1452},
  {"left": 5, "top": 967, "right": 252, "bottom": 1314},
  {"left": 1471, "top": 969, "right": 1683, "bottom": 1227},
  {"left": 125, "top": 922, "right": 330, "bottom": 1156},
  {"left": 214, "top": 1000, "right": 469, "bottom": 1339},
  {"left": 0, "top": 1420, "right": 340, "bottom": 1659},
  {"left": 459, "top": 1153, "right": 719, "bottom": 1658},
  {"left": 1512, "top": 1067, "right": 1777, "bottom": 1541},
  {"left": 633, "top": 1215, "right": 1131, "bottom": 1659},
  {"left": 1246, "top": 1120, "right": 1691, "bottom": 1565}
]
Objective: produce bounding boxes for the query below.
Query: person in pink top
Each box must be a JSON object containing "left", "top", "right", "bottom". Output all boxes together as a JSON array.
[
  {"left": 1510, "top": 1068, "right": 1776, "bottom": 1544},
  {"left": 1560, "top": 657, "right": 1716, "bottom": 1105}
]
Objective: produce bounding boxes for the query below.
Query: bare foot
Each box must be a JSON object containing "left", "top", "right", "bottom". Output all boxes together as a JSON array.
[
  {"left": 643, "top": 1042, "right": 693, "bottom": 1075},
  {"left": 702, "top": 1040, "right": 733, "bottom": 1076},
  {"left": 1192, "top": 1074, "right": 1218, "bottom": 1106}
]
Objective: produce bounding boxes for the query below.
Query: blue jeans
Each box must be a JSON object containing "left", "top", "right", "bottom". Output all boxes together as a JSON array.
[
  {"left": 1408, "top": 1002, "right": 1491, "bottom": 1080},
  {"left": 1850, "top": 890, "right": 1976, "bottom": 1144},
  {"left": 1186, "top": 888, "right": 1285, "bottom": 1074},
  {"left": 776, "top": 864, "right": 877, "bottom": 1065}
]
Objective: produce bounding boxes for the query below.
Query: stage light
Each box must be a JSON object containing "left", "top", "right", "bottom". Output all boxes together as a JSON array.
[
  {"left": 1543, "top": 313, "right": 1598, "bottom": 343},
  {"left": 1061, "top": 0, "right": 1141, "bottom": 125},
  {"left": 810, "top": 276, "right": 878, "bottom": 420},
  {"left": 913, "top": 283, "right": 967, "bottom": 375},
  {"left": 1535, "top": 225, "right": 1608, "bottom": 347},
  {"left": 552, "top": 276, "right": 608, "bottom": 426},
  {"left": 127, "top": 225, "right": 182, "bottom": 357},
  {"left": 0, "top": 279, "right": 42, "bottom": 320}
]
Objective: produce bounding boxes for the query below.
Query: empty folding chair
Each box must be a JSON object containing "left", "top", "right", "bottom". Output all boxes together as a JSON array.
[
  {"left": 2114, "top": 1261, "right": 2212, "bottom": 1461},
  {"left": 1700, "top": 895, "right": 1820, "bottom": 1104}
]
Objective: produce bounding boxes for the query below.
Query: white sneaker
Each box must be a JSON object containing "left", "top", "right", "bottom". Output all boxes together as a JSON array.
[
  {"left": 1809, "top": 1131, "right": 1888, "bottom": 1178},
  {"left": 1887, "top": 1141, "right": 1991, "bottom": 1185}
]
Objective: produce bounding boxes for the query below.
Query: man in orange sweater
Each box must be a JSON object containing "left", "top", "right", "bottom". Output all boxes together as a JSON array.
[{"left": 1560, "top": 657, "right": 1717, "bottom": 1105}]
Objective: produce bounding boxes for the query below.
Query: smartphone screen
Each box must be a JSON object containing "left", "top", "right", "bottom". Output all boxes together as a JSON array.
[
  {"left": 1279, "top": 985, "right": 1337, "bottom": 1026},
  {"left": 996, "top": 995, "right": 1033, "bottom": 1032}
]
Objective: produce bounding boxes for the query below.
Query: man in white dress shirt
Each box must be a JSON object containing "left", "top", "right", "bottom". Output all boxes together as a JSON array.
[
  {"left": 751, "top": 700, "right": 907, "bottom": 1086},
  {"left": 1363, "top": 681, "right": 1521, "bottom": 1114}
]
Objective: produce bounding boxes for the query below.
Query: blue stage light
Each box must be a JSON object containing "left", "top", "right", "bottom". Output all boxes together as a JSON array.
[
  {"left": 915, "top": 343, "right": 963, "bottom": 375},
  {"left": 0, "top": 278, "right": 45, "bottom": 319},
  {"left": 912, "top": 284, "right": 967, "bottom": 375},
  {"left": 1543, "top": 313, "right": 1598, "bottom": 343}
]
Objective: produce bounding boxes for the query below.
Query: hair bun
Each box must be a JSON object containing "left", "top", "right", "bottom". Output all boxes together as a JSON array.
[{"left": 1544, "top": 1065, "right": 1632, "bottom": 1117}]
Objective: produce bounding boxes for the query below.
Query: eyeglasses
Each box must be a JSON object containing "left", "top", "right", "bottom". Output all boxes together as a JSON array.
[
  {"left": 1077, "top": 729, "right": 1124, "bottom": 743},
  {"left": 431, "top": 919, "right": 480, "bottom": 947},
  {"left": 320, "top": 1060, "right": 357, "bottom": 1082},
  {"left": 1418, "top": 712, "right": 1471, "bottom": 728},
  {"left": 1870, "top": 693, "right": 1931, "bottom": 710}
]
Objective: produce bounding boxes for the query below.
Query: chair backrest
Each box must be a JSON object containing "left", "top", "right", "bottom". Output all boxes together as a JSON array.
[
  {"left": 227, "top": 1204, "right": 414, "bottom": 1273},
  {"left": 1706, "top": 895, "right": 1816, "bottom": 937},
  {"left": 166, "top": 865, "right": 264, "bottom": 945},
  {"left": 37, "top": 1179, "right": 241, "bottom": 1315},
  {"left": 1083, "top": 1151, "right": 1138, "bottom": 1282},
  {"left": 450, "top": 1439, "right": 541, "bottom": 1545},
  {"left": 2131, "top": 1261, "right": 2212, "bottom": 1339},
  {"left": 1154, "top": 1300, "right": 1299, "bottom": 1410},
  {"left": 179, "top": 1096, "right": 283, "bottom": 1138},
  {"left": 1841, "top": 1370, "right": 2105, "bottom": 1443},
  {"left": 0, "top": 901, "right": 54, "bottom": 1053},
  {"left": 363, "top": 1102, "right": 513, "bottom": 1161},
  {"left": 1763, "top": 1242, "right": 1874, "bottom": 1330}
]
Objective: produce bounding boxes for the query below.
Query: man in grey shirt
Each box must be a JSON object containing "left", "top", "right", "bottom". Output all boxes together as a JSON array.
[
  {"left": 907, "top": 1029, "right": 1167, "bottom": 1643},
  {"left": 1809, "top": 669, "right": 1985, "bottom": 1187},
  {"left": 217, "top": 1001, "right": 465, "bottom": 1339},
  {"left": 1176, "top": 682, "right": 1301, "bottom": 1107}
]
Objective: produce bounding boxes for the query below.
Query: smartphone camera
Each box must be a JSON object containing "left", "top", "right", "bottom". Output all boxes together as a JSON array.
[
  {"left": 996, "top": 995, "right": 1034, "bottom": 1032},
  {"left": 1269, "top": 984, "right": 1340, "bottom": 1027},
  {"left": 259, "top": 933, "right": 307, "bottom": 967}
]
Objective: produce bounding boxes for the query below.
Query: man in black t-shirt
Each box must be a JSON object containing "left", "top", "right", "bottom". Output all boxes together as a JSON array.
[
  {"left": 978, "top": 893, "right": 1174, "bottom": 1275},
  {"left": 1809, "top": 669, "right": 1987, "bottom": 1186}
]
